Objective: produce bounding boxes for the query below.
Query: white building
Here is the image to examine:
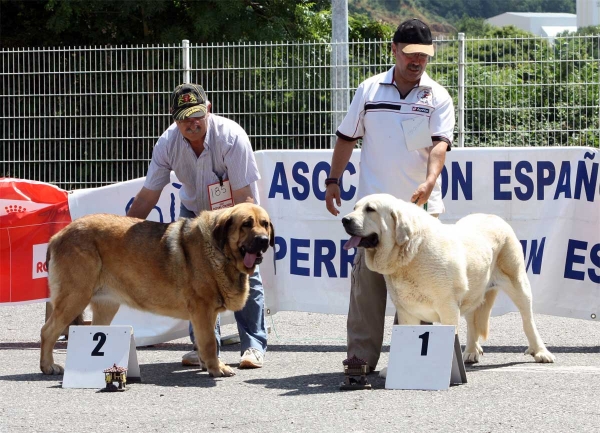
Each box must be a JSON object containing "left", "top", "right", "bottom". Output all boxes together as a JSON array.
[
  {"left": 486, "top": 12, "right": 577, "bottom": 38},
  {"left": 576, "top": 0, "right": 600, "bottom": 28}
]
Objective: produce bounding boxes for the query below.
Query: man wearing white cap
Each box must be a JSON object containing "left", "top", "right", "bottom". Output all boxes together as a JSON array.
[{"left": 325, "top": 19, "right": 455, "bottom": 373}]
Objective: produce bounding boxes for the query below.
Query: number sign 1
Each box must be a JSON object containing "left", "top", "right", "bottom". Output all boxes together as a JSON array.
[
  {"left": 62, "top": 326, "right": 140, "bottom": 389},
  {"left": 385, "top": 325, "right": 467, "bottom": 390}
]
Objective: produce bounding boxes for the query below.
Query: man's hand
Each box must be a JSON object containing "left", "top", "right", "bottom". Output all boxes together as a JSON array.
[
  {"left": 325, "top": 184, "right": 342, "bottom": 216},
  {"left": 412, "top": 140, "right": 448, "bottom": 206},
  {"left": 232, "top": 184, "right": 255, "bottom": 205},
  {"left": 324, "top": 137, "right": 356, "bottom": 216},
  {"left": 410, "top": 180, "right": 435, "bottom": 207}
]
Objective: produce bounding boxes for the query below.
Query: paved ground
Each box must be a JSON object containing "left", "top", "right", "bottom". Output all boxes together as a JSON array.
[{"left": 1, "top": 303, "right": 599, "bottom": 433}]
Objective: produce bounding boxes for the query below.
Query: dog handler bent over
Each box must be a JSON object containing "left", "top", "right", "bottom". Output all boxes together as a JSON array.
[
  {"left": 127, "top": 83, "right": 267, "bottom": 369},
  {"left": 324, "top": 19, "right": 455, "bottom": 373}
]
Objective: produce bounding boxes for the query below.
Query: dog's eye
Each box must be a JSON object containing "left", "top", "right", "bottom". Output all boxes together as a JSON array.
[
  {"left": 365, "top": 206, "right": 375, "bottom": 212},
  {"left": 242, "top": 219, "right": 254, "bottom": 228},
  {"left": 261, "top": 221, "right": 269, "bottom": 229}
]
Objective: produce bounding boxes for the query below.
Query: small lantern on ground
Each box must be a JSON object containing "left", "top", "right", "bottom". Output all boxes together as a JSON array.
[
  {"left": 340, "top": 355, "right": 372, "bottom": 390},
  {"left": 101, "top": 364, "right": 128, "bottom": 392}
]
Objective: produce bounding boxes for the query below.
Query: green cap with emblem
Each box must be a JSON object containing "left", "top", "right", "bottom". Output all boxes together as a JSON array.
[{"left": 170, "top": 83, "right": 208, "bottom": 120}]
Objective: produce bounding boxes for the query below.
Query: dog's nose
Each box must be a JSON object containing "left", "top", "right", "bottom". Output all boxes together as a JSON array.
[
  {"left": 341, "top": 217, "right": 351, "bottom": 226},
  {"left": 252, "top": 235, "right": 269, "bottom": 251}
]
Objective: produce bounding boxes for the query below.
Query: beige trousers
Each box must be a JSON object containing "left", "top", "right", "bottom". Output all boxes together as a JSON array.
[
  {"left": 346, "top": 214, "right": 438, "bottom": 370},
  {"left": 346, "top": 248, "right": 390, "bottom": 370}
]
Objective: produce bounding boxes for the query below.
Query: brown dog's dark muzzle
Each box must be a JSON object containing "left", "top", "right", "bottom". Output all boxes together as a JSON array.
[
  {"left": 249, "top": 235, "right": 270, "bottom": 253},
  {"left": 241, "top": 235, "right": 270, "bottom": 268}
]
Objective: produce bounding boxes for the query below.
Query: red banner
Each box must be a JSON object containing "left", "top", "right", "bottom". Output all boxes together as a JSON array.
[{"left": 0, "top": 179, "right": 72, "bottom": 304}]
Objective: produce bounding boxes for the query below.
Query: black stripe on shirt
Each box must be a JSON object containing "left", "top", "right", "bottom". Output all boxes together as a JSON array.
[
  {"left": 432, "top": 136, "right": 452, "bottom": 151},
  {"left": 364, "top": 102, "right": 402, "bottom": 112},
  {"left": 336, "top": 130, "right": 361, "bottom": 141}
]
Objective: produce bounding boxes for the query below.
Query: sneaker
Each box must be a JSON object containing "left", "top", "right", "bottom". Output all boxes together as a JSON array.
[
  {"left": 181, "top": 350, "right": 207, "bottom": 370},
  {"left": 239, "top": 348, "right": 264, "bottom": 369}
]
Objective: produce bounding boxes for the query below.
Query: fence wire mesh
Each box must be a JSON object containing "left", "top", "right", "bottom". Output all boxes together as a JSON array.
[{"left": 1, "top": 35, "right": 598, "bottom": 189}]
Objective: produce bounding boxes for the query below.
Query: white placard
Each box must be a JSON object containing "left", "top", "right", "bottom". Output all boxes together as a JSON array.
[
  {"left": 385, "top": 325, "right": 464, "bottom": 390},
  {"left": 207, "top": 179, "right": 233, "bottom": 210},
  {"left": 403, "top": 116, "right": 432, "bottom": 151},
  {"left": 62, "top": 326, "right": 140, "bottom": 389}
]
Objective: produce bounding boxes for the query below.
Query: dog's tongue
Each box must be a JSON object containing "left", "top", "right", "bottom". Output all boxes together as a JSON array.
[
  {"left": 343, "top": 236, "right": 362, "bottom": 250},
  {"left": 244, "top": 252, "right": 258, "bottom": 268}
]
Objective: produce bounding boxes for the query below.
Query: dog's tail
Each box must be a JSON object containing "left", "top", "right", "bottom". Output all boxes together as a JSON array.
[
  {"left": 45, "top": 236, "right": 85, "bottom": 330},
  {"left": 473, "top": 289, "right": 498, "bottom": 341}
]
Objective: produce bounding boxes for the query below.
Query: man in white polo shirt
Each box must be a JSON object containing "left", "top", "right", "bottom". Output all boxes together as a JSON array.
[
  {"left": 325, "top": 19, "right": 455, "bottom": 373},
  {"left": 127, "top": 83, "right": 267, "bottom": 370}
]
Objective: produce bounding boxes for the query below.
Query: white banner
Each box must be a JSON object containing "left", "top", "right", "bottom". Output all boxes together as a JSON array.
[
  {"left": 255, "top": 147, "right": 599, "bottom": 321},
  {"left": 64, "top": 147, "right": 599, "bottom": 344}
]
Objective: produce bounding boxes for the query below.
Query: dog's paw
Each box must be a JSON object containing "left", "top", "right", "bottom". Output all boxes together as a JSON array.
[
  {"left": 462, "top": 351, "right": 481, "bottom": 364},
  {"left": 379, "top": 367, "right": 387, "bottom": 378},
  {"left": 208, "top": 363, "right": 236, "bottom": 378},
  {"left": 526, "top": 347, "right": 556, "bottom": 363},
  {"left": 463, "top": 343, "right": 483, "bottom": 364},
  {"left": 40, "top": 363, "right": 64, "bottom": 375}
]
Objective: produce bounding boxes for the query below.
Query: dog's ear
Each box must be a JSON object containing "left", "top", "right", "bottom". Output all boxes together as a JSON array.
[
  {"left": 213, "top": 213, "right": 234, "bottom": 251},
  {"left": 269, "top": 221, "right": 275, "bottom": 248},
  {"left": 392, "top": 209, "right": 411, "bottom": 245}
]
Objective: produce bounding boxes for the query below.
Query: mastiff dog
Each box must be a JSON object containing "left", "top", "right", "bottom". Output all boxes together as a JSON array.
[
  {"left": 40, "top": 202, "right": 274, "bottom": 378},
  {"left": 342, "top": 193, "right": 554, "bottom": 377}
]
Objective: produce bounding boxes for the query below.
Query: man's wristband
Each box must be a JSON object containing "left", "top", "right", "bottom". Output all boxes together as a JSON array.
[{"left": 325, "top": 177, "right": 340, "bottom": 187}]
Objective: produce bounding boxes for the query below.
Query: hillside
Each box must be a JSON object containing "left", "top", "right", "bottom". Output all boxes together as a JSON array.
[
  {"left": 349, "top": 0, "right": 577, "bottom": 36},
  {"left": 349, "top": 0, "right": 456, "bottom": 35}
]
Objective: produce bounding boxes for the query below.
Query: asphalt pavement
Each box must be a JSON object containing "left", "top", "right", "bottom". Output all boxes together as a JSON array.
[{"left": 1, "top": 302, "right": 599, "bottom": 433}]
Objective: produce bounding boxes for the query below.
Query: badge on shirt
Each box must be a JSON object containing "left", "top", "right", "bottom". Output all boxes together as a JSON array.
[
  {"left": 207, "top": 180, "right": 234, "bottom": 210},
  {"left": 402, "top": 116, "right": 432, "bottom": 152}
]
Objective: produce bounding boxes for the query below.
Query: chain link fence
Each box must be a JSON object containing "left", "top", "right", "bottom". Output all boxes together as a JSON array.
[{"left": 2, "top": 35, "right": 598, "bottom": 189}]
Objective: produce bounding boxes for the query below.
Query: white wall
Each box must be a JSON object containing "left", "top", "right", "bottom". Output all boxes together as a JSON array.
[
  {"left": 486, "top": 12, "right": 577, "bottom": 36},
  {"left": 577, "top": 0, "right": 600, "bottom": 27}
]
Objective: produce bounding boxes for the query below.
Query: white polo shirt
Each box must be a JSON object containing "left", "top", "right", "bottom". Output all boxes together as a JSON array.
[
  {"left": 336, "top": 67, "right": 455, "bottom": 214},
  {"left": 144, "top": 114, "right": 261, "bottom": 214}
]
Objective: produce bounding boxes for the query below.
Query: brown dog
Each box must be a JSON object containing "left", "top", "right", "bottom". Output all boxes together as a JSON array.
[{"left": 40, "top": 203, "right": 274, "bottom": 378}]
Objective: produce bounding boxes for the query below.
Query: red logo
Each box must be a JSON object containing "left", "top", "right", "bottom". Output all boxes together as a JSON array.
[{"left": 178, "top": 93, "right": 198, "bottom": 106}]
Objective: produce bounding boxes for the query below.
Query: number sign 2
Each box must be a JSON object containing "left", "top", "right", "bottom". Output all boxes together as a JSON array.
[
  {"left": 62, "top": 326, "right": 140, "bottom": 389},
  {"left": 385, "top": 325, "right": 467, "bottom": 390},
  {"left": 91, "top": 332, "right": 107, "bottom": 356}
]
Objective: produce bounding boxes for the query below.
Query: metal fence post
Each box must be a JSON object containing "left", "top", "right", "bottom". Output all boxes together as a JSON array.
[
  {"left": 182, "top": 39, "right": 190, "bottom": 83},
  {"left": 331, "top": 0, "right": 349, "bottom": 148},
  {"left": 458, "top": 32, "right": 465, "bottom": 148}
]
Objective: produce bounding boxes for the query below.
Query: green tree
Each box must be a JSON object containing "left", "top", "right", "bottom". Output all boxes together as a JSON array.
[
  {"left": 0, "top": 0, "right": 335, "bottom": 47},
  {"left": 454, "top": 16, "right": 495, "bottom": 36}
]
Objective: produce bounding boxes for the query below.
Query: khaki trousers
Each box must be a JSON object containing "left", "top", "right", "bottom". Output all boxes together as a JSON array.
[
  {"left": 346, "top": 214, "right": 438, "bottom": 370},
  {"left": 346, "top": 248, "right": 391, "bottom": 370}
]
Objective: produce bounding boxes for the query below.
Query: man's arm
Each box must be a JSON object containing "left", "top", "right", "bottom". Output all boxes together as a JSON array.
[
  {"left": 126, "top": 187, "right": 163, "bottom": 219},
  {"left": 325, "top": 136, "right": 357, "bottom": 216},
  {"left": 410, "top": 140, "right": 448, "bottom": 206},
  {"left": 232, "top": 184, "right": 255, "bottom": 205}
]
